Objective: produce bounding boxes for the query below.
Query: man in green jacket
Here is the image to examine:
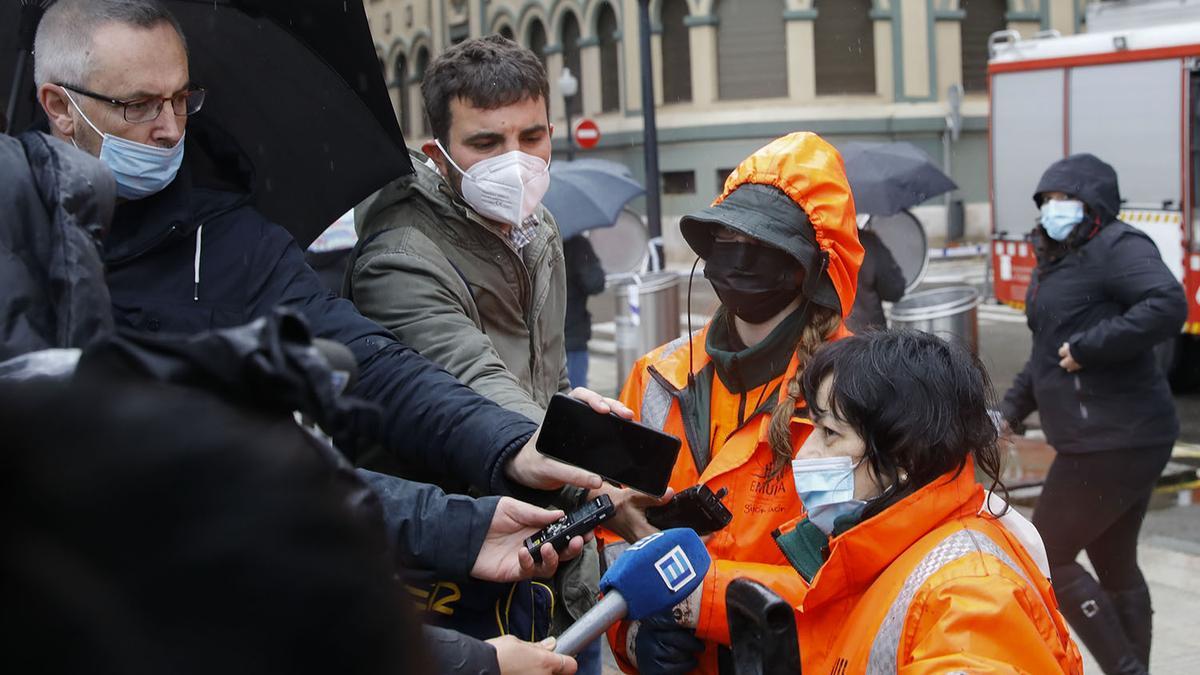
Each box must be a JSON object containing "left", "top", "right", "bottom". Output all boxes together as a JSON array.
[
  {"left": 347, "top": 36, "right": 665, "bottom": 672},
  {"left": 351, "top": 36, "right": 566, "bottom": 423}
]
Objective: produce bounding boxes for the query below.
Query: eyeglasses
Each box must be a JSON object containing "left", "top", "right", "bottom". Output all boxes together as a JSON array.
[{"left": 58, "top": 83, "right": 206, "bottom": 124}]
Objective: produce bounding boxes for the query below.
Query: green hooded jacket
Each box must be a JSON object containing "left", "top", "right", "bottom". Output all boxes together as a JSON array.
[
  {"left": 348, "top": 150, "right": 569, "bottom": 423},
  {"left": 347, "top": 151, "right": 596, "bottom": 631}
]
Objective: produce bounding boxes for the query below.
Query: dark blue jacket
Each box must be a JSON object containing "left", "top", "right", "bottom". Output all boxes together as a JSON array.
[
  {"left": 102, "top": 143, "right": 539, "bottom": 579},
  {"left": 1001, "top": 154, "right": 1186, "bottom": 453}
]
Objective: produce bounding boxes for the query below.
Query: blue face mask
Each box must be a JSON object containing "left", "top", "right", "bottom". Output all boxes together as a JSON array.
[
  {"left": 791, "top": 455, "right": 868, "bottom": 535},
  {"left": 1040, "top": 199, "right": 1085, "bottom": 242},
  {"left": 64, "top": 90, "right": 185, "bottom": 200}
]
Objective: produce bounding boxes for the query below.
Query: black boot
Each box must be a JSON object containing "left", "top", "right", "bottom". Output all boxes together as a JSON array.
[
  {"left": 1108, "top": 584, "right": 1153, "bottom": 669},
  {"left": 1055, "top": 574, "right": 1148, "bottom": 675}
]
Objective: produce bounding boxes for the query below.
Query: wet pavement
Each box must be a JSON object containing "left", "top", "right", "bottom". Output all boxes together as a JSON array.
[{"left": 587, "top": 255, "right": 1200, "bottom": 673}]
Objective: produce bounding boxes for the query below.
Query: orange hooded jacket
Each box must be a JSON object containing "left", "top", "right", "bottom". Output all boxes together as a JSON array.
[
  {"left": 773, "top": 464, "right": 1083, "bottom": 673},
  {"left": 609, "top": 133, "right": 864, "bottom": 673}
]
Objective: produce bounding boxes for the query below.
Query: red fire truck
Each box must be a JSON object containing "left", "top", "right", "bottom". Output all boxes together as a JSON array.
[{"left": 987, "top": 12, "right": 1200, "bottom": 383}]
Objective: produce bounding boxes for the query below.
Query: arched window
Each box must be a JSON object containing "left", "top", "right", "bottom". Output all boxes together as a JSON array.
[
  {"left": 814, "top": 0, "right": 876, "bottom": 95},
  {"left": 715, "top": 0, "right": 786, "bottom": 100},
  {"left": 393, "top": 52, "right": 410, "bottom": 137},
  {"left": 661, "top": 0, "right": 692, "bottom": 103},
  {"left": 960, "top": 0, "right": 1006, "bottom": 92},
  {"left": 413, "top": 46, "right": 430, "bottom": 137},
  {"left": 527, "top": 18, "right": 548, "bottom": 68},
  {"left": 498, "top": 24, "right": 515, "bottom": 41},
  {"left": 597, "top": 3, "right": 620, "bottom": 112},
  {"left": 561, "top": 11, "right": 584, "bottom": 116}
]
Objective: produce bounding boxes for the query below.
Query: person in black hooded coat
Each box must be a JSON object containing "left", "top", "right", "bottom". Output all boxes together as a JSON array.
[{"left": 1000, "top": 153, "right": 1186, "bottom": 675}]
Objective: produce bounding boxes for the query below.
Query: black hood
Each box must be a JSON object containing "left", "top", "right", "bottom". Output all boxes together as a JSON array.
[{"left": 1033, "top": 153, "right": 1122, "bottom": 224}]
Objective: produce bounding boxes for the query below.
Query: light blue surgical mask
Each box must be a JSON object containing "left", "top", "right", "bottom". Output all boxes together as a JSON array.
[
  {"left": 791, "top": 455, "right": 868, "bottom": 535},
  {"left": 1040, "top": 199, "right": 1085, "bottom": 242},
  {"left": 64, "top": 89, "right": 185, "bottom": 200}
]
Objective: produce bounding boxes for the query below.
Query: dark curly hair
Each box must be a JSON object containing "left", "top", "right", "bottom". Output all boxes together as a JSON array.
[
  {"left": 801, "top": 329, "right": 1007, "bottom": 521},
  {"left": 422, "top": 34, "right": 550, "bottom": 143}
]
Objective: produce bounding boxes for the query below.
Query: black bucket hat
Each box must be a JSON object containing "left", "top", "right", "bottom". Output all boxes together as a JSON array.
[{"left": 680, "top": 183, "right": 840, "bottom": 313}]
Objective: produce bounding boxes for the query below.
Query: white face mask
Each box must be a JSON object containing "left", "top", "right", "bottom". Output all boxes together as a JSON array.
[{"left": 434, "top": 139, "right": 550, "bottom": 227}]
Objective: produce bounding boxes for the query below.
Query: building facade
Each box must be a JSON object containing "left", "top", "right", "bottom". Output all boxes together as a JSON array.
[{"left": 365, "top": 0, "right": 1100, "bottom": 259}]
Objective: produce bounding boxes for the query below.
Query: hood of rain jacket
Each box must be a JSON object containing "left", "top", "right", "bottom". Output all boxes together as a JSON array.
[
  {"left": 1033, "top": 153, "right": 1121, "bottom": 225},
  {"left": 679, "top": 132, "right": 864, "bottom": 317}
]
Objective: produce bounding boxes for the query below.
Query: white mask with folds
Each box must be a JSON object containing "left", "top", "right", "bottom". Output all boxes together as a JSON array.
[{"left": 435, "top": 139, "right": 550, "bottom": 227}]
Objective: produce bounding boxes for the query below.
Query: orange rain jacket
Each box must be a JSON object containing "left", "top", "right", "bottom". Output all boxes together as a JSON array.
[
  {"left": 774, "top": 465, "right": 1083, "bottom": 673},
  {"left": 608, "top": 133, "right": 864, "bottom": 673}
]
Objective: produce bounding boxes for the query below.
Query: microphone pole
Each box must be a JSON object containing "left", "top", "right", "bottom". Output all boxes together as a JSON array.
[{"left": 554, "top": 592, "right": 628, "bottom": 656}]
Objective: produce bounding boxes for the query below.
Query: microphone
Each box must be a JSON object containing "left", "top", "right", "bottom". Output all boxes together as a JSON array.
[
  {"left": 726, "top": 578, "right": 800, "bottom": 675},
  {"left": 554, "top": 529, "right": 712, "bottom": 656}
]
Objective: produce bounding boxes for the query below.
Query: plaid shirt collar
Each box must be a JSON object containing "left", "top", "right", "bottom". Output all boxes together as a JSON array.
[
  {"left": 433, "top": 166, "right": 541, "bottom": 250},
  {"left": 507, "top": 214, "right": 540, "bottom": 251}
]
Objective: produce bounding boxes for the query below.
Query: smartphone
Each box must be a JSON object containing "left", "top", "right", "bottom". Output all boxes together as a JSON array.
[
  {"left": 524, "top": 494, "right": 616, "bottom": 564},
  {"left": 537, "top": 393, "right": 681, "bottom": 497}
]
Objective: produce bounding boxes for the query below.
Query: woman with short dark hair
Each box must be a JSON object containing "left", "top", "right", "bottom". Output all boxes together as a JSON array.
[{"left": 770, "top": 329, "right": 1081, "bottom": 673}]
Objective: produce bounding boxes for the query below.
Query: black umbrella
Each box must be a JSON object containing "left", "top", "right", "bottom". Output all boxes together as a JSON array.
[
  {"left": 167, "top": 0, "right": 413, "bottom": 247},
  {"left": 3, "top": 0, "right": 412, "bottom": 248},
  {"left": 839, "top": 141, "right": 957, "bottom": 217},
  {"left": 2, "top": 1, "right": 52, "bottom": 133}
]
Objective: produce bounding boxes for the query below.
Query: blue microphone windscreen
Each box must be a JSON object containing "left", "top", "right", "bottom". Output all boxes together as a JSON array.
[{"left": 600, "top": 528, "right": 712, "bottom": 620}]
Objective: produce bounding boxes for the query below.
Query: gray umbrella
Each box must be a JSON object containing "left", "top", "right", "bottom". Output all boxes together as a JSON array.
[
  {"left": 543, "top": 158, "right": 645, "bottom": 240},
  {"left": 839, "top": 141, "right": 958, "bottom": 216}
]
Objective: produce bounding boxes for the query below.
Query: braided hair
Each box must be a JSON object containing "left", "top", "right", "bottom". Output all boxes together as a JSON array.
[{"left": 765, "top": 305, "right": 842, "bottom": 477}]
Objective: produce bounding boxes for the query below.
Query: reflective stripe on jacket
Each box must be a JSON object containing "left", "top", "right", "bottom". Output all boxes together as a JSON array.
[{"left": 780, "top": 466, "right": 1083, "bottom": 674}]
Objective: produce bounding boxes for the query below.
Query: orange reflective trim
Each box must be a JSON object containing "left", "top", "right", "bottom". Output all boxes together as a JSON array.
[{"left": 988, "top": 44, "right": 1200, "bottom": 74}]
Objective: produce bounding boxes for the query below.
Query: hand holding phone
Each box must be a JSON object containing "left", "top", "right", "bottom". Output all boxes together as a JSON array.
[
  {"left": 525, "top": 494, "right": 616, "bottom": 564},
  {"left": 537, "top": 393, "right": 681, "bottom": 497}
]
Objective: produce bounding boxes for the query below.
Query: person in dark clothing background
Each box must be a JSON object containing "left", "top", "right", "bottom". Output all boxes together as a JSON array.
[
  {"left": 1000, "top": 153, "right": 1186, "bottom": 675},
  {"left": 845, "top": 224, "right": 905, "bottom": 333},
  {"left": 563, "top": 234, "right": 606, "bottom": 388}
]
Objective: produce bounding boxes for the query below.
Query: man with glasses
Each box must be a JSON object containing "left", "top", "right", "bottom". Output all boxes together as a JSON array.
[{"left": 31, "top": 2, "right": 596, "bottom": 673}]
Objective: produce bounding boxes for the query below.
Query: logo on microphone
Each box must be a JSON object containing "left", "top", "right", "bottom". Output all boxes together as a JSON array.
[{"left": 655, "top": 545, "right": 696, "bottom": 592}]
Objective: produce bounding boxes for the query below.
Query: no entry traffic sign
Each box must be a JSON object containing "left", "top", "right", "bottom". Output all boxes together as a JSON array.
[{"left": 575, "top": 119, "right": 600, "bottom": 149}]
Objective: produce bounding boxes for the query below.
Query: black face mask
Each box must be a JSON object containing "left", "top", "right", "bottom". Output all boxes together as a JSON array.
[{"left": 704, "top": 241, "right": 802, "bottom": 323}]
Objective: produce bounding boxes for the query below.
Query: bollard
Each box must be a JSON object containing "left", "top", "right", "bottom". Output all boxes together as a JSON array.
[{"left": 611, "top": 272, "right": 681, "bottom": 390}]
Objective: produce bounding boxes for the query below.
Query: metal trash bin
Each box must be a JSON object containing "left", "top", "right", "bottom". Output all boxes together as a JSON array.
[
  {"left": 889, "top": 286, "right": 981, "bottom": 353},
  {"left": 612, "top": 272, "right": 681, "bottom": 390}
]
